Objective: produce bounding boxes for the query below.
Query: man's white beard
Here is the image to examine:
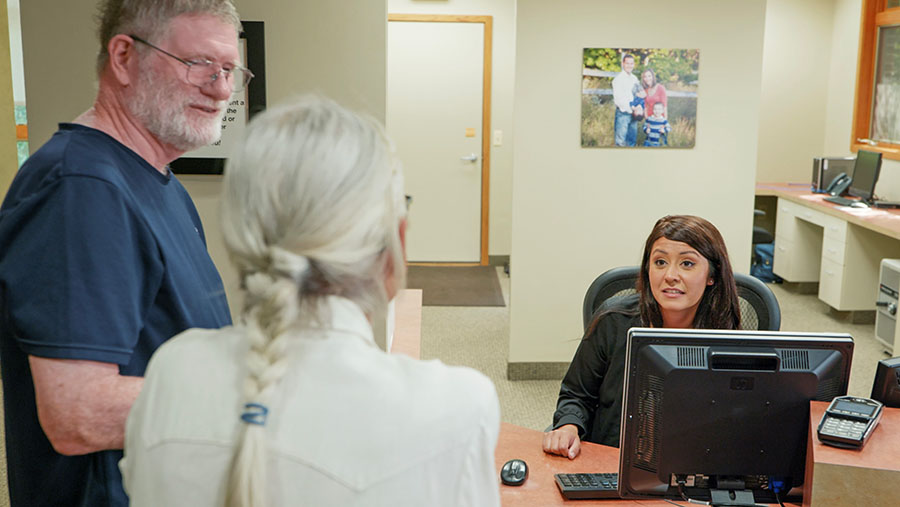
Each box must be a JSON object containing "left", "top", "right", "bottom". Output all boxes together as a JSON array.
[{"left": 128, "top": 71, "right": 225, "bottom": 152}]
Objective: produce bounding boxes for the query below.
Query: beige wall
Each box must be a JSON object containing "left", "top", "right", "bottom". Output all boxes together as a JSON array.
[
  {"left": 508, "top": 0, "right": 766, "bottom": 364},
  {"left": 1, "top": 1, "right": 16, "bottom": 195},
  {"left": 387, "top": 0, "right": 514, "bottom": 256},
  {"left": 19, "top": 0, "right": 388, "bottom": 318}
]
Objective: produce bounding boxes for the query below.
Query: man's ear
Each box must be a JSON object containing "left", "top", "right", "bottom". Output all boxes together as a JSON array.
[{"left": 106, "top": 34, "right": 138, "bottom": 86}]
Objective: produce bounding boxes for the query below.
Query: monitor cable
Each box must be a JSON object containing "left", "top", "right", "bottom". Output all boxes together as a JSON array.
[{"left": 774, "top": 490, "right": 786, "bottom": 507}]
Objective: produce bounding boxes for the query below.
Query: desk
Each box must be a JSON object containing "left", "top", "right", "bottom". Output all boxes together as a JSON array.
[
  {"left": 756, "top": 183, "right": 900, "bottom": 313},
  {"left": 495, "top": 423, "right": 667, "bottom": 506},
  {"left": 389, "top": 289, "right": 422, "bottom": 359}
]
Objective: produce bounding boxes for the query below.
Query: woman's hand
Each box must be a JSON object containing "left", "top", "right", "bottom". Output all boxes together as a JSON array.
[{"left": 542, "top": 424, "right": 582, "bottom": 459}]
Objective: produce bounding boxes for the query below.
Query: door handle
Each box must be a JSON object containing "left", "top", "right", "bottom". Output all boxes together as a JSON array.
[{"left": 461, "top": 153, "right": 478, "bottom": 163}]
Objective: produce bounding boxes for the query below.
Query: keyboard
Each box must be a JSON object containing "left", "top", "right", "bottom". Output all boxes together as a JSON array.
[
  {"left": 823, "top": 196, "right": 858, "bottom": 206},
  {"left": 554, "top": 472, "right": 619, "bottom": 500}
]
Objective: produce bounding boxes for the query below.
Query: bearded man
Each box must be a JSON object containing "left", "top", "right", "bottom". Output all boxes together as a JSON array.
[{"left": 0, "top": 1, "right": 248, "bottom": 504}]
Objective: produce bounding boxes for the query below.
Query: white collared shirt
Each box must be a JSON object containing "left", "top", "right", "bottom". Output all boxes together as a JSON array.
[
  {"left": 612, "top": 70, "right": 639, "bottom": 113},
  {"left": 121, "top": 296, "right": 501, "bottom": 506}
]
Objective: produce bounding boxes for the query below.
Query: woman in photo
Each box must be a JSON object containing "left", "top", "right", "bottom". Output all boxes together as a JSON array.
[{"left": 641, "top": 68, "right": 668, "bottom": 120}]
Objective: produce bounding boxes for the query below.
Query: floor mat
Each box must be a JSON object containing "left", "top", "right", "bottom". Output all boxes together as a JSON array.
[{"left": 406, "top": 266, "right": 505, "bottom": 307}]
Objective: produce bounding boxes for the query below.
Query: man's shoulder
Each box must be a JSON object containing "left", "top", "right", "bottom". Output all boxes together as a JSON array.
[{"left": 27, "top": 124, "right": 144, "bottom": 182}]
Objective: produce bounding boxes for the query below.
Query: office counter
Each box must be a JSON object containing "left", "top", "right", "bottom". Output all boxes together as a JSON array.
[
  {"left": 803, "top": 401, "right": 900, "bottom": 507},
  {"left": 756, "top": 183, "right": 900, "bottom": 315}
]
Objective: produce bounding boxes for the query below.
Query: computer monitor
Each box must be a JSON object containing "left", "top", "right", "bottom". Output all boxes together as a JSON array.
[
  {"left": 847, "top": 149, "right": 882, "bottom": 201},
  {"left": 618, "top": 328, "right": 853, "bottom": 505}
]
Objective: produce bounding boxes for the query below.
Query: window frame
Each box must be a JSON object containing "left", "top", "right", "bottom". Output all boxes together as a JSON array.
[{"left": 852, "top": 0, "right": 900, "bottom": 159}]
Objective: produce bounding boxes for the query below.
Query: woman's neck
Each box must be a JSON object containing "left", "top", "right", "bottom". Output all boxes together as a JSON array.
[{"left": 662, "top": 309, "right": 697, "bottom": 329}]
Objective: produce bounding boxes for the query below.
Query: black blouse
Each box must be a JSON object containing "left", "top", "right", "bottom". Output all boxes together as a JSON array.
[{"left": 552, "top": 293, "right": 641, "bottom": 447}]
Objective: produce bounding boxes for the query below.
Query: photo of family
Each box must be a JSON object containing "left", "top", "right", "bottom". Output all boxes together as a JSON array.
[{"left": 581, "top": 48, "right": 699, "bottom": 148}]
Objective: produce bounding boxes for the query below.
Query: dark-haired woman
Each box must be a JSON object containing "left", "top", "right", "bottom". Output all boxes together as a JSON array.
[
  {"left": 641, "top": 68, "right": 667, "bottom": 120},
  {"left": 542, "top": 215, "right": 740, "bottom": 459}
]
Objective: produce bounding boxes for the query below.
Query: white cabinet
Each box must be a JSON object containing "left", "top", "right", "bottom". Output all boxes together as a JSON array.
[
  {"left": 772, "top": 199, "right": 823, "bottom": 283},
  {"left": 772, "top": 197, "right": 900, "bottom": 311}
]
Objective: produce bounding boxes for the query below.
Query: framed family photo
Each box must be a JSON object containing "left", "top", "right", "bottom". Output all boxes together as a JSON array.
[{"left": 581, "top": 48, "right": 699, "bottom": 149}]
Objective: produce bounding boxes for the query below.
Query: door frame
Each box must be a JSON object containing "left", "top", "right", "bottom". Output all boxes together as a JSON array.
[{"left": 388, "top": 14, "right": 493, "bottom": 266}]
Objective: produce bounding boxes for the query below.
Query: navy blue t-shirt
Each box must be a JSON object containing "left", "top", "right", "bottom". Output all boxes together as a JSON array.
[{"left": 0, "top": 124, "right": 232, "bottom": 506}]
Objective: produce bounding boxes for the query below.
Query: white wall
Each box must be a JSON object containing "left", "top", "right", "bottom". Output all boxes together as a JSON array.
[
  {"left": 19, "top": 0, "right": 387, "bottom": 317},
  {"left": 508, "top": 0, "right": 766, "bottom": 364},
  {"left": 756, "top": 0, "right": 835, "bottom": 183},
  {"left": 387, "top": 0, "right": 515, "bottom": 256},
  {"left": 823, "top": 0, "right": 861, "bottom": 157}
]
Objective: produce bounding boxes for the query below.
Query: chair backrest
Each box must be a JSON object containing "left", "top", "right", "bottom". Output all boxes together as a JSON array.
[{"left": 582, "top": 266, "right": 781, "bottom": 332}]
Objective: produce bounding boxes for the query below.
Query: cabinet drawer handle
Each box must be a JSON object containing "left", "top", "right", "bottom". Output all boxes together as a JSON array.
[
  {"left": 777, "top": 246, "right": 786, "bottom": 252},
  {"left": 827, "top": 248, "right": 838, "bottom": 255},
  {"left": 824, "top": 270, "right": 835, "bottom": 276}
]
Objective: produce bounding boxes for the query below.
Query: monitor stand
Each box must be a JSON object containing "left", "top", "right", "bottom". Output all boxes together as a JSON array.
[{"left": 709, "top": 488, "right": 755, "bottom": 506}]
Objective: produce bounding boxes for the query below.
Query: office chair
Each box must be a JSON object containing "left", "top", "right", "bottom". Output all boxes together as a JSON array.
[
  {"left": 751, "top": 209, "right": 774, "bottom": 265},
  {"left": 582, "top": 266, "right": 781, "bottom": 332}
]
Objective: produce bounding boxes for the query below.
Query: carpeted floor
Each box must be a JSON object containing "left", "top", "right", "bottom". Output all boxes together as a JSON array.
[{"left": 407, "top": 265, "right": 505, "bottom": 307}]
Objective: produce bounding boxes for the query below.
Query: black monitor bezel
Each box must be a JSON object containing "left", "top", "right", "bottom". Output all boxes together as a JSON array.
[
  {"left": 618, "top": 328, "right": 853, "bottom": 502},
  {"left": 847, "top": 149, "right": 882, "bottom": 201}
]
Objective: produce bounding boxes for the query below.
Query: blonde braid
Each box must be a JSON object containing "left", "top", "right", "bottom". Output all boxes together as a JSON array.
[{"left": 226, "top": 247, "right": 308, "bottom": 507}]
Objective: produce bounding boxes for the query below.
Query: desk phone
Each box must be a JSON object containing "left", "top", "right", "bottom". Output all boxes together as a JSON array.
[{"left": 817, "top": 396, "right": 883, "bottom": 449}]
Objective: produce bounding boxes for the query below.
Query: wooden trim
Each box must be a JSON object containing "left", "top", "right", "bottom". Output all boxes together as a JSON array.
[
  {"left": 851, "top": 142, "right": 900, "bottom": 157},
  {"left": 388, "top": 14, "right": 493, "bottom": 266},
  {"left": 480, "top": 17, "right": 493, "bottom": 266},
  {"left": 388, "top": 14, "right": 491, "bottom": 24},
  {"left": 408, "top": 261, "right": 481, "bottom": 267},
  {"left": 852, "top": 0, "right": 878, "bottom": 150},
  {"left": 875, "top": 9, "right": 900, "bottom": 24},
  {"left": 851, "top": 0, "right": 900, "bottom": 161}
]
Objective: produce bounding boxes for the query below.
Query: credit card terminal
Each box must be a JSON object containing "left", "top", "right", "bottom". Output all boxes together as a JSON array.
[{"left": 816, "top": 396, "right": 883, "bottom": 449}]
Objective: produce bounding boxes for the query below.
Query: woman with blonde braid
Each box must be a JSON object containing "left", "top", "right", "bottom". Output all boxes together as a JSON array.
[{"left": 120, "top": 96, "right": 501, "bottom": 506}]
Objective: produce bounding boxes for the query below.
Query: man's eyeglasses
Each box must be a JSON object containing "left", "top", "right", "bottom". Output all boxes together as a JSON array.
[{"left": 130, "top": 35, "right": 254, "bottom": 93}]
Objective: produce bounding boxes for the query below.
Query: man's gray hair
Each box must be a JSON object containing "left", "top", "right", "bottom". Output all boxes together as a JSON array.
[{"left": 95, "top": 0, "right": 241, "bottom": 75}]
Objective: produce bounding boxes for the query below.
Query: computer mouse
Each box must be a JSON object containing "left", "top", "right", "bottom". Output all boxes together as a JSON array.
[
  {"left": 500, "top": 458, "right": 528, "bottom": 486},
  {"left": 850, "top": 201, "right": 869, "bottom": 208}
]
